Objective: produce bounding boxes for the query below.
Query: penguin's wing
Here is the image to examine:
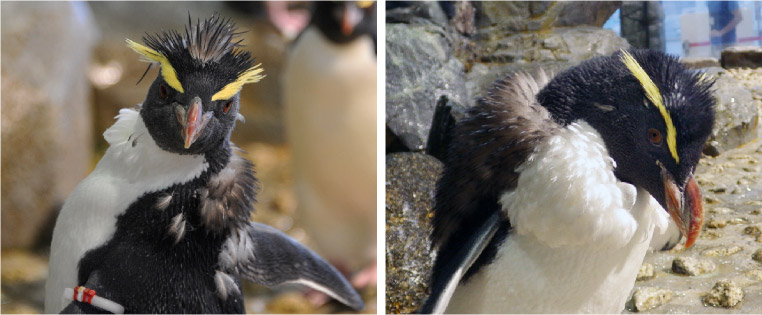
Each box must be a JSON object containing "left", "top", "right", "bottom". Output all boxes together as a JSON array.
[
  {"left": 420, "top": 212, "right": 501, "bottom": 314},
  {"left": 230, "top": 222, "right": 365, "bottom": 310}
]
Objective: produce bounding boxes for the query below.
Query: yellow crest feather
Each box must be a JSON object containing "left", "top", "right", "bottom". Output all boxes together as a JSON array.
[
  {"left": 620, "top": 50, "right": 679, "bottom": 164},
  {"left": 126, "top": 39, "right": 185, "bottom": 93},
  {"left": 357, "top": 1, "right": 374, "bottom": 8},
  {"left": 211, "top": 64, "right": 265, "bottom": 101}
]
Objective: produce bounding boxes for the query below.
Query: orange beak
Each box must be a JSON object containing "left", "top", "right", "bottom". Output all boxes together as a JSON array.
[
  {"left": 341, "top": 4, "right": 362, "bottom": 36},
  {"left": 661, "top": 165, "right": 704, "bottom": 248},
  {"left": 175, "top": 96, "right": 213, "bottom": 149}
]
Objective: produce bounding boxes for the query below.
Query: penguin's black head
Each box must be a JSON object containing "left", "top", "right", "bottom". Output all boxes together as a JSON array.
[
  {"left": 537, "top": 49, "right": 716, "bottom": 247},
  {"left": 311, "top": 1, "right": 376, "bottom": 45},
  {"left": 128, "top": 14, "right": 264, "bottom": 155}
]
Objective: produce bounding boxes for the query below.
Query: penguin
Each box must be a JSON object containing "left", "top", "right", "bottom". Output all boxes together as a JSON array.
[
  {"left": 44, "top": 14, "right": 364, "bottom": 314},
  {"left": 421, "top": 49, "right": 715, "bottom": 313},
  {"left": 282, "top": 0, "right": 377, "bottom": 285}
]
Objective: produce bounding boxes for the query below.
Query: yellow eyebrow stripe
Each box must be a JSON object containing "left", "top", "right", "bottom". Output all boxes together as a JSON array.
[
  {"left": 620, "top": 50, "right": 679, "bottom": 164},
  {"left": 126, "top": 39, "right": 185, "bottom": 93},
  {"left": 211, "top": 64, "right": 265, "bottom": 101},
  {"left": 357, "top": 1, "right": 374, "bottom": 8}
]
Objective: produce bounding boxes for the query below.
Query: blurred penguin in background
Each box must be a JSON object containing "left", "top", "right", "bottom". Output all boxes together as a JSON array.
[{"left": 282, "top": 1, "right": 377, "bottom": 291}]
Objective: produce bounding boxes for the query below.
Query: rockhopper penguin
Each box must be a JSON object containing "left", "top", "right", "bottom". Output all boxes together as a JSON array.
[
  {"left": 283, "top": 0, "right": 377, "bottom": 284},
  {"left": 44, "top": 14, "right": 364, "bottom": 313},
  {"left": 421, "top": 50, "right": 715, "bottom": 313}
]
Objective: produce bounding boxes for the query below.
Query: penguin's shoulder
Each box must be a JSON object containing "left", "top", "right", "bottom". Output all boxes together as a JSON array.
[{"left": 432, "top": 70, "right": 557, "bottom": 249}]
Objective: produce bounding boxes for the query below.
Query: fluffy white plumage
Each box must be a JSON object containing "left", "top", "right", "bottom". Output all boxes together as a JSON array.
[
  {"left": 445, "top": 121, "right": 670, "bottom": 313},
  {"left": 282, "top": 26, "right": 377, "bottom": 271},
  {"left": 44, "top": 108, "right": 208, "bottom": 313}
]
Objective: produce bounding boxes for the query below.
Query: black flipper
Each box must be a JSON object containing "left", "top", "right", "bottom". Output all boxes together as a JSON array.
[
  {"left": 233, "top": 222, "right": 365, "bottom": 310},
  {"left": 420, "top": 212, "right": 501, "bottom": 314},
  {"left": 426, "top": 95, "right": 457, "bottom": 162}
]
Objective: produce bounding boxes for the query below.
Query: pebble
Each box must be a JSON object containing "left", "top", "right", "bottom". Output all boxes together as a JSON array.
[
  {"left": 705, "top": 219, "right": 727, "bottom": 229},
  {"left": 744, "top": 225, "right": 761, "bottom": 237},
  {"left": 703, "top": 280, "right": 744, "bottom": 308},
  {"left": 709, "top": 187, "right": 726, "bottom": 194},
  {"left": 753, "top": 249, "right": 762, "bottom": 263},
  {"left": 702, "top": 246, "right": 743, "bottom": 257},
  {"left": 708, "top": 207, "right": 733, "bottom": 215},
  {"left": 700, "top": 230, "right": 722, "bottom": 240},
  {"left": 630, "top": 287, "right": 674, "bottom": 312},
  {"left": 636, "top": 263, "right": 655, "bottom": 281},
  {"left": 704, "top": 196, "right": 721, "bottom": 205},
  {"left": 672, "top": 257, "right": 716, "bottom": 276}
]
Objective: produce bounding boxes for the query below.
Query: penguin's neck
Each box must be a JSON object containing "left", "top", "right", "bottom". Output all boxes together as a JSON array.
[
  {"left": 101, "top": 108, "right": 254, "bottom": 233},
  {"left": 101, "top": 108, "right": 233, "bottom": 191}
]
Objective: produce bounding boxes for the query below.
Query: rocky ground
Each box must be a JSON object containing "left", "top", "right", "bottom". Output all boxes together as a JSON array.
[
  {"left": 0, "top": 142, "right": 377, "bottom": 314},
  {"left": 625, "top": 68, "right": 762, "bottom": 314}
]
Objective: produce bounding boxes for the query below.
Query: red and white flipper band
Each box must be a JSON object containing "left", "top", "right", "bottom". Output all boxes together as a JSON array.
[{"left": 63, "top": 286, "right": 125, "bottom": 314}]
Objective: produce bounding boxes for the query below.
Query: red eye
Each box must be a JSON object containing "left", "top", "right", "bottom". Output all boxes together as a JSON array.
[
  {"left": 159, "top": 84, "right": 168, "bottom": 100},
  {"left": 222, "top": 101, "right": 233, "bottom": 113},
  {"left": 648, "top": 128, "right": 662, "bottom": 145}
]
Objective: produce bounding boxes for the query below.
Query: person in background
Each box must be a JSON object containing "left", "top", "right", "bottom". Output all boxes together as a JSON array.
[{"left": 708, "top": 0, "right": 743, "bottom": 57}]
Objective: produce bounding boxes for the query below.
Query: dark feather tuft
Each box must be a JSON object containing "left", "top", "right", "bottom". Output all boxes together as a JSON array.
[{"left": 140, "top": 13, "right": 255, "bottom": 87}]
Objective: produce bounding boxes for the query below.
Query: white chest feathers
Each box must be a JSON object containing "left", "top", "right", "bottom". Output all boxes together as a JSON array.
[
  {"left": 446, "top": 121, "right": 670, "bottom": 313},
  {"left": 44, "top": 108, "right": 208, "bottom": 313}
]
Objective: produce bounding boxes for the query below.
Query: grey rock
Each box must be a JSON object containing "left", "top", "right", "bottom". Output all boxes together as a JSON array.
[
  {"left": 672, "top": 257, "right": 717, "bottom": 276},
  {"left": 554, "top": 1, "right": 621, "bottom": 28},
  {"left": 701, "top": 67, "right": 759, "bottom": 156},
  {"left": 466, "top": 61, "right": 574, "bottom": 101},
  {"left": 703, "top": 280, "right": 744, "bottom": 308},
  {"left": 386, "top": 1, "right": 449, "bottom": 27},
  {"left": 753, "top": 248, "right": 762, "bottom": 263},
  {"left": 466, "top": 27, "right": 628, "bottom": 100},
  {"left": 721, "top": 46, "right": 762, "bottom": 69},
  {"left": 1, "top": 2, "right": 97, "bottom": 249},
  {"left": 386, "top": 23, "right": 469, "bottom": 152},
  {"left": 477, "top": 27, "right": 629, "bottom": 66},
  {"left": 682, "top": 57, "right": 721, "bottom": 69},
  {"left": 474, "top": 1, "right": 620, "bottom": 31},
  {"left": 620, "top": 1, "right": 665, "bottom": 50},
  {"left": 630, "top": 287, "right": 674, "bottom": 312},
  {"left": 450, "top": 1, "right": 476, "bottom": 36},
  {"left": 386, "top": 153, "right": 443, "bottom": 314}
]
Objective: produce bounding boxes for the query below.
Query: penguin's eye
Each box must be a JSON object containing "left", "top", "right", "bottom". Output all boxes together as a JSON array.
[
  {"left": 222, "top": 100, "right": 233, "bottom": 114},
  {"left": 648, "top": 128, "right": 662, "bottom": 145},
  {"left": 159, "top": 84, "right": 168, "bottom": 100}
]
